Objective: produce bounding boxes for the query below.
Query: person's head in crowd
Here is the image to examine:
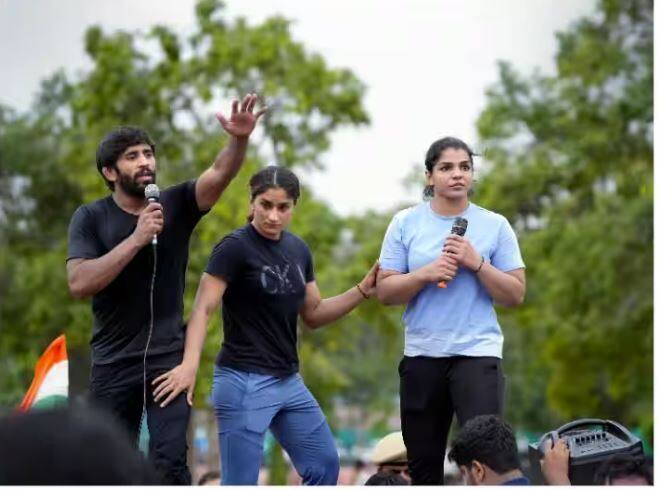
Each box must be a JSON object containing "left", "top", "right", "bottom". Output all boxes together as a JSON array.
[
  {"left": 594, "top": 455, "right": 653, "bottom": 485},
  {"left": 0, "top": 407, "right": 159, "bottom": 485},
  {"left": 448, "top": 415, "right": 528, "bottom": 485},
  {"left": 365, "top": 470, "right": 410, "bottom": 486},
  {"left": 370, "top": 431, "right": 410, "bottom": 482},
  {"left": 198, "top": 469, "right": 221, "bottom": 485}
]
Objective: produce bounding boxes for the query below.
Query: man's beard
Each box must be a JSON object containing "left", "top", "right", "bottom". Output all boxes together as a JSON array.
[{"left": 117, "top": 170, "right": 156, "bottom": 198}]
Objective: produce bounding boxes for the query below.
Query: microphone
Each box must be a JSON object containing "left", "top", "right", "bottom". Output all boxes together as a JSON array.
[
  {"left": 438, "top": 217, "right": 468, "bottom": 288},
  {"left": 144, "top": 184, "right": 160, "bottom": 246}
]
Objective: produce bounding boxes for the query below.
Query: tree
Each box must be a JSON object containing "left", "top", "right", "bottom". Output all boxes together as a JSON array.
[{"left": 475, "top": 0, "right": 652, "bottom": 441}]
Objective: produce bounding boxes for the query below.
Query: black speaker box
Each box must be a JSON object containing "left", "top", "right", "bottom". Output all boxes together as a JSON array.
[{"left": 528, "top": 418, "right": 644, "bottom": 485}]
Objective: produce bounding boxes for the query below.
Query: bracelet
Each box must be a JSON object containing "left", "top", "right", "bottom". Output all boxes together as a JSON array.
[
  {"left": 356, "top": 283, "right": 369, "bottom": 299},
  {"left": 475, "top": 255, "right": 485, "bottom": 273}
]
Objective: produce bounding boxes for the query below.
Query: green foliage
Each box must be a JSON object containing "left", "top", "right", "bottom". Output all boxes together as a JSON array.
[
  {"left": 267, "top": 442, "right": 288, "bottom": 485},
  {"left": 476, "top": 0, "right": 652, "bottom": 441}
]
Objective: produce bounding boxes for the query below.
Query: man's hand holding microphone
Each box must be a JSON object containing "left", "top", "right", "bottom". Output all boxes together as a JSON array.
[{"left": 131, "top": 184, "right": 163, "bottom": 248}]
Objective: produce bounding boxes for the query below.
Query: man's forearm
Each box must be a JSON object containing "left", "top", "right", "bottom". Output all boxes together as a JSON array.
[
  {"left": 214, "top": 135, "right": 248, "bottom": 176},
  {"left": 68, "top": 235, "right": 143, "bottom": 298},
  {"left": 196, "top": 136, "right": 249, "bottom": 211}
]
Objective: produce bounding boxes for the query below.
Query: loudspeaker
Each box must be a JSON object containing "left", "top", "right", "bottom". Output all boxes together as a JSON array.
[{"left": 528, "top": 418, "right": 643, "bottom": 485}]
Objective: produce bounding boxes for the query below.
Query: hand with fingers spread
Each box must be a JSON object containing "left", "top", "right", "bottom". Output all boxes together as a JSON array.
[
  {"left": 358, "top": 261, "right": 380, "bottom": 298},
  {"left": 442, "top": 235, "right": 482, "bottom": 272},
  {"left": 132, "top": 202, "right": 164, "bottom": 248},
  {"left": 152, "top": 363, "right": 197, "bottom": 408},
  {"left": 216, "top": 93, "right": 268, "bottom": 138},
  {"left": 541, "top": 438, "right": 571, "bottom": 485}
]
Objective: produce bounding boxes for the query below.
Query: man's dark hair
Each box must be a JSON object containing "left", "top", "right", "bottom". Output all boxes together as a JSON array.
[
  {"left": 447, "top": 415, "right": 521, "bottom": 475},
  {"left": 593, "top": 455, "right": 653, "bottom": 485},
  {"left": 0, "top": 407, "right": 159, "bottom": 484},
  {"left": 364, "top": 471, "right": 410, "bottom": 486},
  {"left": 96, "top": 126, "right": 155, "bottom": 190},
  {"left": 198, "top": 470, "right": 221, "bottom": 485}
]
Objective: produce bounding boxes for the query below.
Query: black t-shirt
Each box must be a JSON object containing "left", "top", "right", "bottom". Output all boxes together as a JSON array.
[
  {"left": 206, "top": 224, "right": 314, "bottom": 377},
  {"left": 67, "top": 180, "right": 206, "bottom": 365}
]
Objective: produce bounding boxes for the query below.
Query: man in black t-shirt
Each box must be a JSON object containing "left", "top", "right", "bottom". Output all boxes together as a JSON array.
[{"left": 66, "top": 94, "right": 266, "bottom": 484}]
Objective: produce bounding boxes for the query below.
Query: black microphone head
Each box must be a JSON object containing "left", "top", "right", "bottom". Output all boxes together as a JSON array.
[
  {"left": 144, "top": 184, "right": 160, "bottom": 203},
  {"left": 451, "top": 217, "right": 468, "bottom": 236}
]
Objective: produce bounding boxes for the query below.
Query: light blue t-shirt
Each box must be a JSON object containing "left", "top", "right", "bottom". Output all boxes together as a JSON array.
[{"left": 379, "top": 202, "right": 525, "bottom": 359}]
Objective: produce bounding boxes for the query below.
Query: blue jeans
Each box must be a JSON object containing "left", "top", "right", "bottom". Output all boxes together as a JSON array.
[{"left": 212, "top": 366, "right": 339, "bottom": 485}]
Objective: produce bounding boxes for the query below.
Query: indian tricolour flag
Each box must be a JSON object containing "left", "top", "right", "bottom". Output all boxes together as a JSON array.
[{"left": 18, "top": 335, "right": 68, "bottom": 411}]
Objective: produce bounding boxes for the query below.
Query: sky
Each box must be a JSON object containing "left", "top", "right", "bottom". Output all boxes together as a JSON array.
[{"left": 0, "top": 0, "right": 598, "bottom": 216}]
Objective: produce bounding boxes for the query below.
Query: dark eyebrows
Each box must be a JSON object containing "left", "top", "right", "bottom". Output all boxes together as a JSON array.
[
  {"left": 258, "top": 197, "right": 293, "bottom": 207},
  {"left": 122, "top": 147, "right": 153, "bottom": 158}
]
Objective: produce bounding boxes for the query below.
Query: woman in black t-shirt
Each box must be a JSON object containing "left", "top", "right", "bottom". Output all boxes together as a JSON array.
[{"left": 152, "top": 166, "right": 378, "bottom": 485}]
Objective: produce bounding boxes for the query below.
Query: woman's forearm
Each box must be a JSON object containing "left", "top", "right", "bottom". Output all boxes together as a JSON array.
[
  {"left": 376, "top": 271, "right": 428, "bottom": 305},
  {"left": 477, "top": 264, "right": 525, "bottom": 307},
  {"left": 181, "top": 308, "right": 212, "bottom": 370},
  {"left": 304, "top": 287, "right": 365, "bottom": 329}
]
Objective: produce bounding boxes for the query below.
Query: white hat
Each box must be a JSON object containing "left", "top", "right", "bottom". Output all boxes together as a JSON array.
[{"left": 371, "top": 431, "right": 407, "bottom": 465}]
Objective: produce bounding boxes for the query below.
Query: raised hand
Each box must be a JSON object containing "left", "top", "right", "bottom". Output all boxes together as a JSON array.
[{"left": 216, "top": 93, "right": 267, "bottom": 138}]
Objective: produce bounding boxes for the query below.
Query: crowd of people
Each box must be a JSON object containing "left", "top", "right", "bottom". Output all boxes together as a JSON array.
[
  {"left": 0, "top": 95, "right": 651, "bottom": 486},
  {"left": 0, "top": 408, "right": 651, "bottom": 486}
]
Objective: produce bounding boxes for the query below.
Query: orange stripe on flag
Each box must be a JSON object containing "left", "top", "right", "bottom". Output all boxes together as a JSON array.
[{"left": 18, "top": 335, "right": 68, "bottom": 412}]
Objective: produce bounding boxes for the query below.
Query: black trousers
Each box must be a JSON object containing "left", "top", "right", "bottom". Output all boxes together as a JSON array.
[
  {"left": 89, "top": 351, "right": 191, "bottom": 485},
  {"left": 399, "top": 355, "right": 505, "bottom": 485}
]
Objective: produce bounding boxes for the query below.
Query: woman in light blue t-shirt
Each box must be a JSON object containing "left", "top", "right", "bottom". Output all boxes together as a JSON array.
[{"left": 377, "top": 136, "right": 526, "bottom": 485}]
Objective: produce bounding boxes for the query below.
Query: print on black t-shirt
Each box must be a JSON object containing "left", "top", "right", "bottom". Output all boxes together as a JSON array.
[{"left": 261, "top": 262, "right": 307, "bottom": 295}]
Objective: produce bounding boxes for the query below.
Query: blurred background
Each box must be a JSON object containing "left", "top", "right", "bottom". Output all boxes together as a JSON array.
[{"left": 0, "top": 0, "right": 652, "bottom": 484}]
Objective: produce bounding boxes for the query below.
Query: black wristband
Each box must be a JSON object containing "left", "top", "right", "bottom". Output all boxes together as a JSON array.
[
  {"left": 475, "top": 256, "right": 485, "bottom": 273},
  {"left": 356, "top": 283, "right": 369, "bottom": 299}
]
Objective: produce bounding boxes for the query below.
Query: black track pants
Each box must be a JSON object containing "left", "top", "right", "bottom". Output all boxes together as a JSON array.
[{"left": 399, "top": 355, "right": 505, "bottom": 485}]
